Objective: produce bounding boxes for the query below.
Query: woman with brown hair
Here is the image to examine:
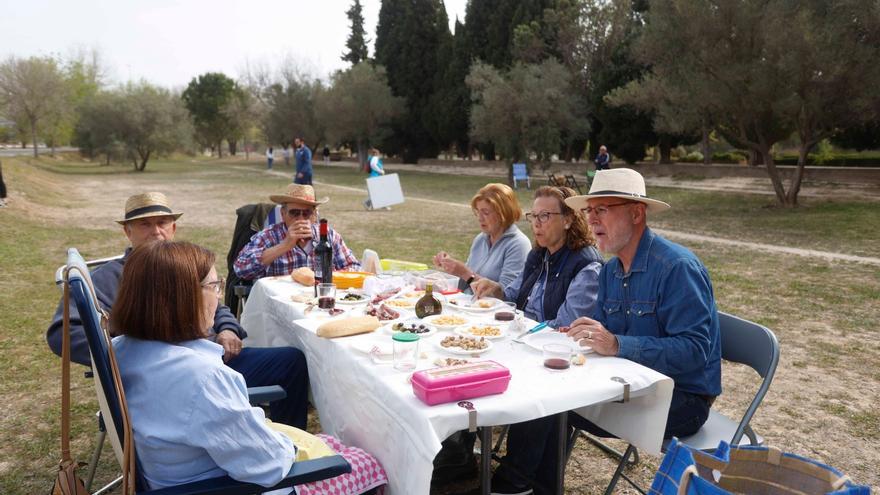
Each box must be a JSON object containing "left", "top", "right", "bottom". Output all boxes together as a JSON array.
[
  {"left": 471, "top": 189, "right": 603, "bottom": 495},
  {"left": 433, "top": 183, "right": 532, "bottom": 292},
  {"left": 472, "top": 185, "right": 603, "bottom": 329},
  {"left": 111, "top": 241, "right": 386, "bottom": 493}
]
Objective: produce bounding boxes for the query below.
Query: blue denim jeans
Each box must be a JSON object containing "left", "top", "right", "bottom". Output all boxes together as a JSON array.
[
  {"left": 495, "top": 388, "right": 711, "bottom": 494},
  {"left": 294, "top": 172, "right": 312, "bottom": 185}
]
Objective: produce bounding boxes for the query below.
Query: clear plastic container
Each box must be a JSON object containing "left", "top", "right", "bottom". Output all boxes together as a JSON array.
[
  {"left": 392, "top": 332, "right": 420, "bottom": 371},
  {"left": 408, "top": 270, "right": 459, "bottom": 292}
]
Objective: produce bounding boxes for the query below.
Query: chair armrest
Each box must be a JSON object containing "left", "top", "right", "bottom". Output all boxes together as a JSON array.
[
  {"left": 140, "top": 455, "right": 351, "bottom": 495},
  {"left": 247, "top": 385, "right": 286, "bottom": 405}
]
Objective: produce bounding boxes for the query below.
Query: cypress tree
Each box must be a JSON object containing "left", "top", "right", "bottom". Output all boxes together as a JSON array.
[{"left": 342, "top": 0, "right": 369, "bottom": 65}]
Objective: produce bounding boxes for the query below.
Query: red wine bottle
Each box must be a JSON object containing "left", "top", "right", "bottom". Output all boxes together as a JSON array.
[{"left": 315, "top": 218, "right": 333, "bottom": 287}]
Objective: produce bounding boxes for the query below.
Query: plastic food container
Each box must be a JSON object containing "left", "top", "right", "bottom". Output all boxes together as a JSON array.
[
  {"left": 392, "top": 332, "right": 420, "bottom": 371},
  {"left": 409, "top": 270, "right": 460, "bottom": 292},
  {"left": 380, "top": 259, "right": 429, "bottom": 272},
  {"left": 332, "top": 271, "right": 373, "bottom": 289},
  {"left": 411, "top": 360, "right": 511, "bottom": 405}
]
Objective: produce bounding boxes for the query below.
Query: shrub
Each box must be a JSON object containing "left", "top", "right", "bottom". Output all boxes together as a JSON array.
[
  {"left": 679, "top": 151, "right": 704, "bottom": 163},
  {"left": 712, "top": 151, "right": 748, "bottom": 163}
]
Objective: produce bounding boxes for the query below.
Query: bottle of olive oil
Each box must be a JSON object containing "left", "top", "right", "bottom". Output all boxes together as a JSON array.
[{"left": 415, "top": 283, "right": 442, "bottom": 318}]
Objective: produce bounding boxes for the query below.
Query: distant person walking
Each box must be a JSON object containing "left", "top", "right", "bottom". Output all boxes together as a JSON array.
[
  {"left": 266, "top": 147, "right": 274, "bottom": 170},
  {"left": 323, "top": 145, "right": 330, "bottom": 164},
  {"left": 368, "top": 148, "right": 385, "bottom": 178},
  {"left": 594, "top": 145, "right": 611, "bottom": 171},
  {"left": 282, "top": 145, "right": 291, "bottom": 167},
  {"left": 0, "top": 159, "right": 7, "bottom": 207},
  {"left": 294, "top": 137, "right": 313, "bottom": 185}
]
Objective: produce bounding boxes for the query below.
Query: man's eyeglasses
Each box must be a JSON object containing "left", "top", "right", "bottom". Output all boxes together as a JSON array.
[
  {"left": 580, "top": 202, "right": 633, "bottom": 217},
  {"left": 202, "top": 277, "right": 225, "bottom": 296},
  {"left": 287, "top": 208, "right": 314, "bottom": 219},
  {"left": 525, "top": 211, "right": 563, "bottom": 224}
]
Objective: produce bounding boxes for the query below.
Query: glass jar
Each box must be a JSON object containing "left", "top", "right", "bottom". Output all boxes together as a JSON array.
[{"left": 392, "top": 332, "right": 420, "bottom": 371}]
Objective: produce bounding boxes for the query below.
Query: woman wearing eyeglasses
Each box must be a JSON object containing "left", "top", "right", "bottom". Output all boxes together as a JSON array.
[
  {"left": 433, "top": 183, "right": 532, "bottom": 293},
  {"left": 472, "top": 186, "right": 603, "bottom": 495},
  {"left": 472, "top": 185, "right": 603, "bottom": 329},
  {"left": 112, "top": 241, "right": 386, "bottom": 493}
]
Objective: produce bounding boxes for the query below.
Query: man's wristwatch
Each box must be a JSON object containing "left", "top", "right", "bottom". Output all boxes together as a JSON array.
[{"left": 465, "top": 275, "right": 475, "bottom": 286}]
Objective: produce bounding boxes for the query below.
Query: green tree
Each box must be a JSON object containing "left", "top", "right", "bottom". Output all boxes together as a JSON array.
[
  {"left": 375, "top": 0, "right": 450, "bottom": 162},
  {"left": 467, "top": 59, "right": 588, "bottom": 173},
  {"left": 611, "top": 0, "right": 880, "bottom": 206},
  {"left": 0, "top": 56, "right": 69, "bottom": 157},
  {"left": 342, "top": 0, "right": 369, "bottom": 65},
  {"left": 116, "top": 82, "right": 193, "bottom": 171},
  {"left": 319, "top": 62, "right": 403, "bottom": 165},
  {"left": 73, "top": 90, "right": 123, "bottom": 164},
  {"left": 181, "top": 72, "right": 238, "bottom": 157}
]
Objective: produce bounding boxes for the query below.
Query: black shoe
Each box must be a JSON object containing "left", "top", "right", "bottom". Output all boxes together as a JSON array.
[
  {"left": 431, "top": 453, "right": 479, "bottom": 486},
  {"left": 488, "top": 477, "right": 533, "bottom": 495}
]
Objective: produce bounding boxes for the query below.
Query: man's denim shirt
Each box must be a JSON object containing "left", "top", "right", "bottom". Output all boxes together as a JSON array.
[{"left": 594, "top": 228, "right": 722, "bottom": 397}]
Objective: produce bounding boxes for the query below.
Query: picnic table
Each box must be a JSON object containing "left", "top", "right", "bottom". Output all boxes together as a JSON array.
[{"left": 241, "top": 276, "right": 673, "bottom": 494}]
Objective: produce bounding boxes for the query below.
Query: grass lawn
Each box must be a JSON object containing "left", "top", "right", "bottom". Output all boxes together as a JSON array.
[{"left": 1, "top": 155, "right": 877, "bottom": 493}]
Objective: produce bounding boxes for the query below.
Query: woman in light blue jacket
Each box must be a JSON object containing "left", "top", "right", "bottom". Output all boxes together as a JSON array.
[{"left": 434, "top": 183, "right": 531, "bottom": 292}]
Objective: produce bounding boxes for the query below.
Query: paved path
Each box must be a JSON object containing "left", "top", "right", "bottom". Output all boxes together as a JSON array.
[{"left": 250, "top": 166, "right": 880, "bottom": 266}]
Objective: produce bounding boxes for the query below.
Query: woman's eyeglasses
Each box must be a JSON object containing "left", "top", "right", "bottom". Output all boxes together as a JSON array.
[
  {"left": 202, "top": 277, "right": 225, "bottom": 296},
  {"left": 525, "top": 211, "right": 562, "bottom": 224}
]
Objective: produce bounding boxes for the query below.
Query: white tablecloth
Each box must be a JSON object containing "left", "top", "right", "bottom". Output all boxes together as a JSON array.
[{"left": 241, "top": 277, "right": 673, "bottom": 495}]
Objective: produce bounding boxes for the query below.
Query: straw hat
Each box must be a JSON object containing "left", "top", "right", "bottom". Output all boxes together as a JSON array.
[
  {"left": 269, "top": 184, "right": 329, "bottom": 207},
  {"left": 116, "top": 192, "right": 183, "bottom": 225},
  {"left": 564, "top": 168, "right": 670, "bottom": 213}
]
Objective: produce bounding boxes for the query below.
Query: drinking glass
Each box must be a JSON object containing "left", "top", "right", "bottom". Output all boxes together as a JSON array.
[
  {"left": 317, "top": 283, "right": 336, "bottom": 309},
  {"left": 543, "top": 343, "right": 572, "bottom": 370}
]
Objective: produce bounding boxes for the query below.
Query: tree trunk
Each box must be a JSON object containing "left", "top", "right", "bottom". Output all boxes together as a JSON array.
[
  {"left": 137, "top": 150, "right": 151, "bottom": 171},
  {"left": 760, "top": 146, "right": 791, "bottom": 207},
  {"left": 228, "top": 139, "right": 238, "bottom": 156},
  {"left": 30, "top": 121, "right": 38, "bottom": 158},
  {"left": 217, "top": 140, "right": 224, "bottom": 158},
  {"left": 105, "top": 153, "right": 111, "bottom": 166},
  {"left": 659, "top": 141, "right": 672, "bottom": 164},
  {"left": 357, "top": 139, "right": 366, "bottom": 171},
  {"left": 787, "top": 143, "right": 813, "bottom": 207}
]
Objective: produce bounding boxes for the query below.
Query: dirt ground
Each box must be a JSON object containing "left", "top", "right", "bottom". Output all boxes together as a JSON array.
[{"left": 5, "top": 158, "right": 878, "bottom": 493}]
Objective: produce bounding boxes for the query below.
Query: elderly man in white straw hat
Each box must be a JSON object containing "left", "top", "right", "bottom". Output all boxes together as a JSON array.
[
  {"left": 485, "top": 169, "right": 723, "bottom": 495},
  {"left": 234, "top": 184, "right": 360, "bottom": 280},
  {"left": 47, "top": 192, "right": 311, "bottom": 428}
]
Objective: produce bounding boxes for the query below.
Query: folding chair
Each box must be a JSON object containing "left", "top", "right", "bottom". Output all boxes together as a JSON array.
[
  {"left": 547, "top": 173, "right": 563, "bottom": 186},
  {"left": 63, "top": 248, "right": 349, "bottom": 494},
  {"left": 512, "top": 163, "right": 531, "bottom": 189},
  {"left": 600, "top": 312, "right": 780, "bottom": 494},
  {"left": 225, "top": 203, "right": 277, "bottom": 319},
  {"left": 563, "top": 175, "right": 583, "bottom": 194}
]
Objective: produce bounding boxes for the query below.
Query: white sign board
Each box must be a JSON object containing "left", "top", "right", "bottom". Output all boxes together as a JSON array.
[{"left": 366, "top": 173, "right": 404, "bottom": 209}]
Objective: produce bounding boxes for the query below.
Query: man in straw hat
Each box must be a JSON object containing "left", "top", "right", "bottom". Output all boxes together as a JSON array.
[
  {"left": 234, "top": 184, "right": 359, "bottom": 280},
  {"left": 47, "top": 192, "right": 310, "bottom": 428},
  {"left": 486, "top": 169, "right": 722, "bottom": 495}
]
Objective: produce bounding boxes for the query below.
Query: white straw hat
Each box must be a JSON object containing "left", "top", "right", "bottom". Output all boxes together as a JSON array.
[{"left": 564, "top": 168, "right": 670, "bottom": 213}]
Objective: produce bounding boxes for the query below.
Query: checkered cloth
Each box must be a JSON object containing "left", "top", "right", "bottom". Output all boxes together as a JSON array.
[{"left": 297, "top": 434, "right": 387, "bottom": 495}]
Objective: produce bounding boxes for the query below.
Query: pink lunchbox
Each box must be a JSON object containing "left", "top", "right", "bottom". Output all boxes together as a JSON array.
[{"left": 411, "top": 360, "right": 511, "bottom": 405}]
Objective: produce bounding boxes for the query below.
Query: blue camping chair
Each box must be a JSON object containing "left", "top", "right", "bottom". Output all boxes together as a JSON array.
[
  {"left": 598, "top": 312, "right": 780, "bottom": 494},
  {"left": 512, "top": 163, "right": 531, "bottom": 189},
  {"left": 62, "top": 248, "right": 350, "bottom": 494}
]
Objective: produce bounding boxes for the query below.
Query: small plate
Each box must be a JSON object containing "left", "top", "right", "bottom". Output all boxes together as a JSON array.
[
  {"left": 448, "top": 296, "right": 504, "bottom": 313},
  {"left": 384, "top": 319, "right": 438, "bottom": 338},
  {"left": 436, "top": 337, "right": 493, "bottom": 356},
  {"left": 423, "top": 314, "right": 471, "bottom": 331},
  {"left": 522, "top": 331, "right": 592, "bottom": 354},
  {"left": 336, "top": 292, "right": 368, "bottom": 305},
  {"left": 383, "top": 298, "right": 416, "bottom": 310},
  {"left": 455, "top": 324, "right": 506, "bottom": 340}
]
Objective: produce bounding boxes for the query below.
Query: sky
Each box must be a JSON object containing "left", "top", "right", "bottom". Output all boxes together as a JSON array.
[{"left": 0, "top": 0, "right": 468, "bottom": 89}]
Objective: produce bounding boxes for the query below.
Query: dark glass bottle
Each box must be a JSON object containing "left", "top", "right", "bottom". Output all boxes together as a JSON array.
[
  {"left": 315, "top": 218, "right": 333, "bottom": 285},
  {"left": 415, "top": 283, "right": 442, "bottom": 318}
]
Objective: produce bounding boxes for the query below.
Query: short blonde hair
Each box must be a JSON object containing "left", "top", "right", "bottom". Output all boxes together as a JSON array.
[{"left": 470, "top": 183, "right": 522, "bottom": 230}]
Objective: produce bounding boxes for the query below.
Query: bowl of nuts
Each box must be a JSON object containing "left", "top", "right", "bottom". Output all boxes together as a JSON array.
[
  {"left": 437, "top": 335, "right": 492, "bottom": 355},
  {"left": 455, "top": 324, "right": 506, "bottom": 340}
]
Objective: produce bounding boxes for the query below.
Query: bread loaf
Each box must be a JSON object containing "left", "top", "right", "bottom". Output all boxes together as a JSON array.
[
  {"left": 291, "top": 267, "right": 315, "bottom": 286},
  {"left": 316, "top": 316, "right": 381, "bottom": 338}
]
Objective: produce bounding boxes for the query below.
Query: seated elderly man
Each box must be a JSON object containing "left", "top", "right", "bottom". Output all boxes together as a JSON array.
[
  {"left": 234, "top": 184, "right": 360, "bottom": 280},
  {"left": 487, "top": 169, "right": 722, "bottom": 495},
  {"left": 46, "top": 192, "right": 310, "bottom": 428}
]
